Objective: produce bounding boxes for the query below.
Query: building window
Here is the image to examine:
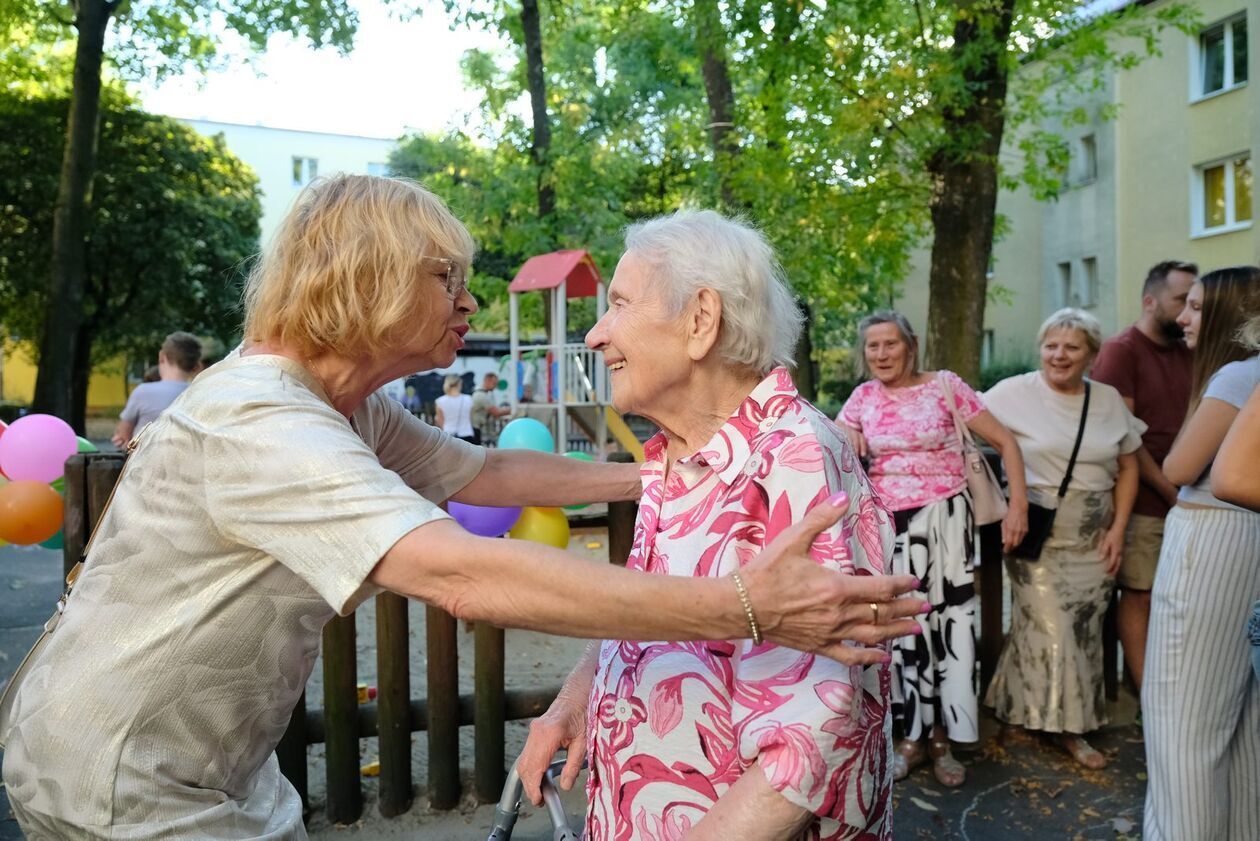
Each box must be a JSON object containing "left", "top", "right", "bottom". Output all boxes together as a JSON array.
[
  {"left": 1057, "top": 261, "right": 1073, "bottom": 308},
  {"left": 1196, "top": 14, "right": 1248, "bottom": 99},
  {"left": 981, "top": 329, "right": 996, "bottom": 368},
  {"left": 367, "top": 162, "right": 390, "bottom": 177},
  {"left": 1081, "top": 257, "right": 1099, "bottom": 309},
  {"left": 1076, "top": 134, "right": 1097, "bottom": 184},
  {"left": 1194, "top": 155, "right": 1253, "bottom": 235},
  {"left": 292, "top": 156, "right": 318, "bottom": 186}
]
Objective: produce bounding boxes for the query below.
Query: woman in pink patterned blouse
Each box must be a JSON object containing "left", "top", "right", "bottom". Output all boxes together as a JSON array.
[
  {"left": 518, "top": 211, "right": 927, "bottom": 840},
  {"left": 838, "top": 311, "right": 1028, "bottom": 788}
]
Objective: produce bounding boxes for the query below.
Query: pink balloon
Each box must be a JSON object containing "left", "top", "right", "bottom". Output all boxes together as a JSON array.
[{"left": 0, "top": 414, "right": 78, "bottom": 483}]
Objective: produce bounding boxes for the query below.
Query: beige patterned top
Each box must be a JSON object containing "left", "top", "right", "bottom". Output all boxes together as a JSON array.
[{"left": 1, "top": 354, "right": 484, "bottom": 839}]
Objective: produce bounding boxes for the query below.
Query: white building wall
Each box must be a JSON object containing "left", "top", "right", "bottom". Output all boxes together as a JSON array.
[{"left": 180, "top": 119, "right": 397, "bottom": 244}]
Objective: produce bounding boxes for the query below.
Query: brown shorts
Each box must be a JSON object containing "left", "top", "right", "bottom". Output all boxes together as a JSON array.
[{"left": 1118, "top": 513, "right": 1166, "bottom": 591}]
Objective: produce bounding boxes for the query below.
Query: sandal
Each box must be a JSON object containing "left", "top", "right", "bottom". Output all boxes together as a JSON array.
[
  {"left": 1060, "top": 735, "right": 1107, "bottom": 770},
  {"left": 929, "top": 739, "right": 966, "bottom": 788},
  {"left": 892, "top": 738, "right": 926, "bottom": 781}
]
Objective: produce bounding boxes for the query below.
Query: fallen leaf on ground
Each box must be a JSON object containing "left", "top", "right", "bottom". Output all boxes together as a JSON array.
[{"left": 910, "top": 797, "right": 939, "bottom": 812}]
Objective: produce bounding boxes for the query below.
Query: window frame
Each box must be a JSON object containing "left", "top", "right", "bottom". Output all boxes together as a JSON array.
[
  {"left": 1190, "top": 13, "right": 1248, "bottom": 103},
  {"left": 291, "top": 156, "right": 319, "bottom": 186},
  {"left": 1191, "top": 153, "right": 1253, "bottom": 238}
]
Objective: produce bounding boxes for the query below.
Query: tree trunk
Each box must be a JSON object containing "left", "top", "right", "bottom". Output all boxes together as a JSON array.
[
  {"left": 32, "top": 0, "right": 113, "bottom": 431},
  {"left": 790, "top": 301, "right": 817, "bottom": 401},
  {"left": 692, "top": 0, "right": 739, "bottom": 209},
  {"left": 520, "top": 0, "right": 554, "bottom": 222},
  {"left": 924, "top": 0, "right": 1017, "bottom": 387},
  {"left": 71, "top": 321, "right": 93, "bottom": 433}
]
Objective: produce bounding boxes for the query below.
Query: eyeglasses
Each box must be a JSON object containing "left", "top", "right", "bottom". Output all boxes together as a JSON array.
[{"left": 420, "top": 255, "right": 468, "bottom": 300}]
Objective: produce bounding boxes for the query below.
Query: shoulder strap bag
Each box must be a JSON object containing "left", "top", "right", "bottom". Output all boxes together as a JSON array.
[
  {"left": 1009, "top": 381, "right": 1091, "bottom": 561},
  {"left": 938, "top": 372, "right": 1008, "bottom": 526},
  {"left": 0, "top": 435, "right": 139, "bottom": 748}
]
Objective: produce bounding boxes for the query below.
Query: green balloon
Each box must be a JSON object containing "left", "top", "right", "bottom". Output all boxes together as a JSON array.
[
  {"left": 50, "top": 477, "right": 64, "bottom": 494},
  {"left": 76, "top": 436, "right": 98, "bottom": 453},
  {"left": 495, "top": 379, "right": 509, "bottom": 391},
  {"left": 39, "top": 530, "right": 64, "bottom": 550},
  {"left": 563, "top": 451, "right": 596, "bottom": 509}
]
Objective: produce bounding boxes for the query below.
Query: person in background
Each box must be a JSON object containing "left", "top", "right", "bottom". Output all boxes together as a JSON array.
[
  {"left": 1144, "top": 268, "right": 1260, "bottom": 841},
  {"left": 112, "top": 331, "right": 202, "bottom": 447},
  {"left": 141, "top": 366, "right": 160, "bottom": 384},
  {"left": 434, "top": 373, "right": 478, "bottom": 444},
  {"left": 983, "top": 308, "right": 1143, "bottom": 770},
  {"left": 1090, "top": 260, "right": 1196, "bottom": 705},
  {"left": 839, "top": 310, "right": 1028, "bottom": 788},
  {"left": 472, "top": 372, "right": 510, "bottom": 444}
]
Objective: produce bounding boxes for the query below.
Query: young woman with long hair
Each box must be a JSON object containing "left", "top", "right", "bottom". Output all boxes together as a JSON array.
[{"left": 1143, "top": 266, "right": 1260, "bottom": 840}]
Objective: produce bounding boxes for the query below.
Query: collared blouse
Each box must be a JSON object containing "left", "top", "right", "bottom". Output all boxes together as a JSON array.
[{"left": 584, "top": 368, "right": 897, "bottom": 841}]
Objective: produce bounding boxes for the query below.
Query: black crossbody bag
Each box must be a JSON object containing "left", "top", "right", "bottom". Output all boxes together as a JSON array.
[{"left": 1009, "top": 381, "right": 1091, "bottom": 561}]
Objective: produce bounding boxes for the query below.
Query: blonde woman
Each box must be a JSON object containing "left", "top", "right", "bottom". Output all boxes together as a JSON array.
[
  {"left": 0, "top": 175, "right": 924, "bottom": 840},
  {"left": 434, "top": 373, "right": 477, "bottom": 443}
]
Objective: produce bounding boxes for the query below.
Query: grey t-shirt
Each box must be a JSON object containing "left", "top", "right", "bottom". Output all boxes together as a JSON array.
[
  {"left": 119, "top": 379, "right": 190, "bottom": 430},
  {"left": 1179, "top": 355, "right": 1260, "bottom": 510}
]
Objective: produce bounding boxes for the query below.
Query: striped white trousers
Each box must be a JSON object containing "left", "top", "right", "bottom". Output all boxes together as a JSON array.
[{"left": 1143, "top": 505, "right": 1260, "bottom": 840}]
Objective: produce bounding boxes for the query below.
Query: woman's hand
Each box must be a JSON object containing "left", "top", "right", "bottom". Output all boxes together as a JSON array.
[
  {"left": 1000, "top": 500, "right": 1028, "bottom": 553},
  {"left": 740, "top": 493, "right": 927, "bottom": 665},
  {"left": 1098, "top": 525, "right": 1125, "bottom": 576},
  {"left": 517, "top": 692, "right": 588, "bottom": 807}
]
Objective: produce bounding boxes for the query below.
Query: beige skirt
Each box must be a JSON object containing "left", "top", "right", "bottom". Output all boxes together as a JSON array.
[{"left": 984, "top": 488, "right": 1115, "bottom": 734}]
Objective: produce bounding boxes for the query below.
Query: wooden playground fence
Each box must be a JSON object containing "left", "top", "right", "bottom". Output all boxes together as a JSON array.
[{"left": 60, "top": 449, "right": 1121, "bottom": 825}]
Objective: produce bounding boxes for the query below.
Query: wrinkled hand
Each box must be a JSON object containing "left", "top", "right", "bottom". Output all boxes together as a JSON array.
[
  {"left": 1099, "top": 525, "right": 1124, "bottom": 576},
  {"left": 842, "top": 425, "right": 868, "bottom": 460},
  {"left": 1001, "top": 503, "right": 1029, "bottom": 553},
  {"left": 517, "top": 695, "right": 587, "bottom": 807},
  {"left": 740, "top": 493, "right": 927, "bottom": 665}
]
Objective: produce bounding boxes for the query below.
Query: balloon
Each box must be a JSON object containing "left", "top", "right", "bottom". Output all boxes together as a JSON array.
[
  {"left": 509, "top": 506, "right": 570, "bottom": 549},
  {"left": 76, "top": 436, "right": 98, "bottom": 453},
  {"left": 448, "top": 501, "right": 522, "bottom": 538},
  {"left": 497, "top": 417, "right": 555, "bottom": 452},
  {"left": 50, "top": 476, "right": 64, "bottom": 494},
  {"left": 563, "top": 451, "right": 595, "bottom": 511},
  {"left": 495, "top": 379, "right": 508, "bottom": 391},
  {"left": 39, "top": 529, "right": 64, "bottom": 550},
  {"left": 0, "top": 414, "right": 77, "bottom": 483},
  {"left": 0, "top": 480, "right": 64, "bottom": 545}
]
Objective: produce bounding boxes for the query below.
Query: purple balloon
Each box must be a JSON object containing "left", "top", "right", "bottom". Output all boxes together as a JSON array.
[
  {"left": 0, "top": 414, "right": 77, "bottom": 483},
  {"left": 448, "top": 502, "right": 523, "bottom": 537}
]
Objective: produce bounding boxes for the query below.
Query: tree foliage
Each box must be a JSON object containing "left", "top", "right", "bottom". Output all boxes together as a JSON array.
[
  {"left": 401, "top": 0, "right": 1192, "bottom": 392},
  {"left": 0, "top": 91, "right": 260, "bottom": 379}
]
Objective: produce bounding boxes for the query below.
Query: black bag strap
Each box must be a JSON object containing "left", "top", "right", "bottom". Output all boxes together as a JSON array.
[{"left": 1057, "top": 381, "right": 1091, "bottom": 499}]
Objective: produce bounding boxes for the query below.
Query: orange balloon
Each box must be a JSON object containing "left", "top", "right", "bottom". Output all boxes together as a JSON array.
[{"left": 0, "top": 480, "right": 64, "bottom": 545}]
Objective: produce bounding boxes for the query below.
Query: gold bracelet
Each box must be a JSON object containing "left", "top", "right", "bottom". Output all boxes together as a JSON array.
[{"left": 729, "top": 571, "right": 763, "bottom": 646}]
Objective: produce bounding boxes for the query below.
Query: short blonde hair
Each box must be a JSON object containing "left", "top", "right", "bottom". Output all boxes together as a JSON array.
[
  {"left": 443, "top": 374, "right": 463, "bottom": 394},
  {"left": 243, "top": 174, "right": 476, "bottom": 358},
  {"left": 1037, "top": 307, "right": 1102, "bottom": 356}
]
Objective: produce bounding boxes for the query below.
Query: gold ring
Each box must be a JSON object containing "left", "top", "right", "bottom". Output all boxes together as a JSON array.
[{"left": 870, "top": 602, "right": 880, "bottom": 625}]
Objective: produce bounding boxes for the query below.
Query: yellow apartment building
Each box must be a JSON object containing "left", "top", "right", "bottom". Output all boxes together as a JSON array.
[{"left": 897, "top": 0, "right": 1256, "bottom": 366}]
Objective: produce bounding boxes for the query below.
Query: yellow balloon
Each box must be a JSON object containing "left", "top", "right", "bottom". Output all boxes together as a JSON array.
[{"left": 508, "top": 506, "right": 571, "bottom": 549}]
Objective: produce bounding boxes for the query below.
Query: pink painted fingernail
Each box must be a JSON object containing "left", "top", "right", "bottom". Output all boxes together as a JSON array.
[
  {"left": 919, "top": 603, "right": 932, "bottom": 614},
  {"left": 828, "top": 491, "right": 849, "bottom": 508},
  {"left": 911, "top": 577, "right": 922, "bottom": 589},
  {"left": 912, "top": 624, "right": 924, "bottom": 635},
  {"left": 881, "top": 654, "right": 892, "bottom": 665}
]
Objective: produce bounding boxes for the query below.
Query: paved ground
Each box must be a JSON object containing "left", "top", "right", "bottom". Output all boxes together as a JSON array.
[{"left": 0, "top": 541, "right": 1147, "bottom": 840}]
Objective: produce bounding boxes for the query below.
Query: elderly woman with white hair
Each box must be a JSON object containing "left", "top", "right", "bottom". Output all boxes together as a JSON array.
[
  {"left": 0, "top": 178, "right": 925, "bottom": 840},
  {"left": 982, "top": 308, "right": 1143, "bottom": 769},
  {"left": 517, "top": 210, "right": 913, "bottom": 840}
]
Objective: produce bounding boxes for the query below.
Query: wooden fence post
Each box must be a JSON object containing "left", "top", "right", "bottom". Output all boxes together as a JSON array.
[
  {"left": 375, "top": 592, "right": 413, "bottom": 816},
  {"left": 426, "top": 605, "right": 460, "bottom": 809},
  {"left": 61, "top": 454, "right": 90, "bottom": 579},
  {"left": 322, "top": 614, "right": 361, "bottom": 824},
  {"left": 607, "top": 452, "right": 638, "bottom": 567},
  {"left": 474, "top": 621, "right": 506, "bottom": 803},
  {"left": 276, "top": 692, "right": 309, "bottom": 815}
]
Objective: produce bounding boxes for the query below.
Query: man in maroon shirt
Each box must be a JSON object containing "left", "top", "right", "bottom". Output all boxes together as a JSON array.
[{"left": 1091, "top": 260, "right": 1196, "bottom": 704}]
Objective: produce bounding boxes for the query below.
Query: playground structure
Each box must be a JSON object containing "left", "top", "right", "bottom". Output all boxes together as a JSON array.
[{"left": 507, "top": 250, "right": 644, "bottom": 461}]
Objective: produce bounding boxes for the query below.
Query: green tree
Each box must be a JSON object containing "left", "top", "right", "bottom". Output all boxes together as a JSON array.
[
  {"left": 0, "top": 91, "right": 261, "bottom": 428},
  {"left": 1, "top": 0, "right": 358, "bottom": 429}
]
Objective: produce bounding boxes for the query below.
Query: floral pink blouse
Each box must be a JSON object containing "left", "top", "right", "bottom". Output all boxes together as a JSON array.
[
  {"left": 584, "top": 368, "right": 896, "bottom": 841},
  {"left": 837, "top": 371, "right": 986, "bottom": 512}
]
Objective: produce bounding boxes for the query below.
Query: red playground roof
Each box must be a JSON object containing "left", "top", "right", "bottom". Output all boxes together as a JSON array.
[{"left": 508, "top": 249, "right": 602, "bottom": 298}]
